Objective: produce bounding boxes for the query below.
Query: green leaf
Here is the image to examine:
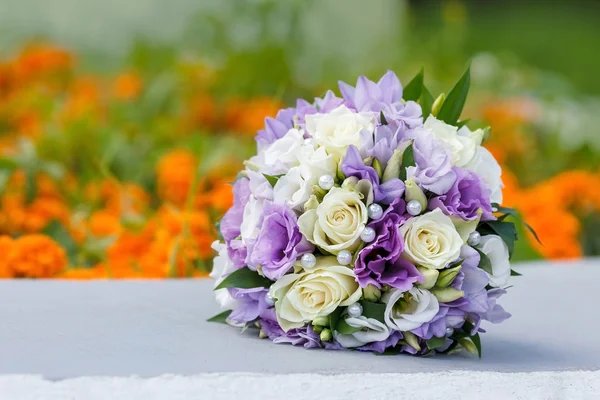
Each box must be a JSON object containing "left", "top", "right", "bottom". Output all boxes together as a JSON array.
[
  {"left": 403, "top": 68, "right": 424, "bottom": 101},
  {"left": 43, "top": 220, "right": 78, "bottom": 265},
  {"left": 207, "top": 310, "right": 232, "bottom": 323},
  {"left": 426, "top": 336, "right": 447, "bottom": 350},
  {"left": 510, "top": 269, "right": 522, "bottom": 276},
  {"left": 399, "top": 143, "right": 415, "bottom": 181},
  {"left": 524, "top": 221, "right": 543, "bottom": 245},
  {"left": 420, "top": 84, "right": 434, "bottom": 118},
  {"left": 263, "top": 174, "right": 284, "bottom": 187},
  {"left": 335, "top": 318, "right": 362, "bottom": 335},
  {"left": 471, "top": 333, "right": 482, "bottom": 358},
  {"left": 478, "top": 221, "right": 518, "bottom": 257},
  {"left": 360, "top": 300, "right": 386, "bottom": 323},
  {"left": 214, "top": 267, "right": 272, "bottom": 290},
  {"left": 328, "top": 307, "right": 343, "bottom": 331},
  {"left": 492, "top": 203, "right": 518, "bottom": 216},
  {"left": 437, "top": 66, "right": 471, "bottom": 125},
  {"left": 0, "top": 158, "right": 18, "bottom": 171},
  {"left": 456, "top": 119, "right": 471, "bottom": 129},
  {"left": 473, "top": 248, "right": 493, "bottom": 275},
  {"left": 379, "top": 111, "right": 388, "bottom": 125}
]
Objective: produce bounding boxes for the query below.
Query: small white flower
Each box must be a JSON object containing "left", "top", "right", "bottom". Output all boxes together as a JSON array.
[
  {"left": 262, "top": 128, "right": 305, "bottom": 170},
  {"left": 298, "top": 187, "right": 368, "bottom": 254},
  {"left": 334, "top": 316, "right": 391, "bottom": 348},
  {"left": 424, "top": 116, "right": 483, "bottom": 167},
  {"left": 270, "top": 257, "right": 362, "bottom": 331},
  {"left": 400, "top": 208, "right": 463, "bottom": 270},
  {"left": 464, "top": 146, "right": 504, "bottom": 204},
  {"left": 305, "top": 105, "right": 375, "bottom": 159},
  {"left": 210, "top": 241, "right": 238, "bottom": 310},
  {"left": 240, "top": 195, "right": 264, "bottom": 244},
  {"left": 476, "top": 234, "right": 510, "bottom": 287},
  {"left": 273, "top": 167, "right": 313, "bottom": 210},
  {"left": 383, "top": 287, "right": 439, "bottom": 331}
]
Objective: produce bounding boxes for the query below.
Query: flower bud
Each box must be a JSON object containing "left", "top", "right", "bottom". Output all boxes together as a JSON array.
[
  {"left": 312, "top": 185, "right": 327, "bottom": 200},
  {"left": 320, "top": 328, "right": 333, "bottom": 342},
  {"left": 431, "top": 287, "right": 464, "bottom": 303},
  {"left": 436, "top": 265, "right": 462, "bottom": 288},
  {"left": 403, "top": 331, "right": 421, "bottom": 351},
  {"left": 382, "top": 141, "right": 411, "bottom": 183},
  {"left": 417, "top": 266, "right": 439, "bottom": 289},
  {"left": 341, "top": 176, "right": 359, "bottom": 191},
  {"left": 336, "top": 162, "right": 346, "bottom": 182},
  {"left": 312, "top": 324, "right": 324, "bottom": 333},
  {"left": 405, "top": 178, "right": 427, "bottom": 210},
  {"left": 457, "top": 337, "right": 478, "bottom": 355},
  {"left": 312, "top": 316, "right": 329, "bottom": 327},
  {"left": 372, "top": 158, "right": 383, "bottom": 179},
  {"left": 363, "top": 284, "right": 382, "bottom": 302},
  {"left": 431, "top": 93, "right": 446, "bottom": 117},
  {"left": 259, "top": 329, "right": 268, "bottom": 339}
]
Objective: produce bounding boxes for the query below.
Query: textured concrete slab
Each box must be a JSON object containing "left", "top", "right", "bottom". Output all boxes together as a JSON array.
[{"left": 0, "top": 259, "right": 599, "bottom": 379}]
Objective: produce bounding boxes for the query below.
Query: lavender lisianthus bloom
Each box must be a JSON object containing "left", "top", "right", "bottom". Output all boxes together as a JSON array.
[
  {"left": 228, "top": 287, "right": 272, "bottom": 324},
  {"left": 341, "top": 145, "right": 405, "bottom": 204},
  {"left": 338, "top": 71, "right": 423, "bottom": 129},
  {"left": 220, "top": 177, "right": 251, "bottom": 268},
  {"left": 295, "top": 91, "right": 344, "bottom": 127},
  {"left": 406, "top": 129, "right": 457, "bottom": 195},
  {"left": 246, "top": 202, "right": 314, "bottom": 280},
  {"left": 429, "top": 167, "right": 494, "bottom": 221},
  {"left": 355, "top": 198, "right": 422, "bottom": 289},
  {"left": 411, "top": 307, "right": 466, "bottom": 340},
  {"left": 358, "top": 331, "right": 403, "bottom": 353},
  {"left": 256, "top": 107, "right": 296, "bottom": 151}
]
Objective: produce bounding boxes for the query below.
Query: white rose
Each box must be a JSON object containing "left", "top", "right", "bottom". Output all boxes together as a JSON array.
[
  {"left": 400, "top": 208, "right": 463, "bottom": 270},
  {"left": 476, "top": 234, "right": 510, "bottom": 288},
  {"left": 269, "top": 257, "right": 362, "bottom": 331},
  {"left": 240, "top": 195, "right": 264, "bottom": 244},
  {"left": 210, "top": 241, "right": 238, "bottom": 310},
  {"left": 383, "top": 287, "right": 439, "bottom": 331},
  {"left": 298, "top": 187, "right": 368, "bottom": 254},
  {"left": 334, "top": 316, "right": 391, "bottom": 348},
  {"left": 273, "top": 146, "right": 337, "bottom": 211},
  {"left": 424, "top": 116, "right": 483, "bottom": 167},
  {"left": 262, "top": 128, "right": 305, "bottom": 170},
  {"left": 464, "top": 146, "right": 503, "bottom": 204},
  {"left": 305, "top": 105, "right": 375, "bottom": 159},
  {"left": 273, "top": 166, "right": 313, "bottom": 210}
]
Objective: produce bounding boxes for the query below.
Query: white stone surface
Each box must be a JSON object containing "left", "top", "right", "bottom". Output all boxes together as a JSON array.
[
  {"left": 0, "top": 259, "right": 599, "bottom": 398},
  {"left": 1, "top": 371, "right": 600, "bottom": 400}
]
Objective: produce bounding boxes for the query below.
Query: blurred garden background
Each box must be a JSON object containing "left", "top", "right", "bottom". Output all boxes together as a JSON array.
[{"left": 0, "top": 0, "right": 598, "bottom": 279}]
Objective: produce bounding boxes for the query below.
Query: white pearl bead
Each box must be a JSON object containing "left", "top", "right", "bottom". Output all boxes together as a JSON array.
[
  {"left": 318, "top": 174, "right": 335, "bottom": 191},
  {"left": 265, "top": 292, "right": 276, "bottom": 306},
  {"left": 301, "top": 253, "right": 317, "bottom": 269},
  {"left": 445, "top": 327, "right": 454, "bottom": 336},
  {"left": 406, "top": 200, "right": 422, "bottom": 216},
  {"left": 336, "top": 250, "right": 352, "bottom": 266},
  {"left": 367, "top": 203, "right": 383, "bottom": 220},
  {"left": 467, "top": 231, "right": 481, "bottom": 247},
  {"left": 347, "top": 302, "right": 363, "bottom": 318},
  {"left": 360, "top": 227, "right": 376, "bottom": 242}
]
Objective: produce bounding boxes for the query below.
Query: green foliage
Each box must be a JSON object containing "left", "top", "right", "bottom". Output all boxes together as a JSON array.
[
  {"left": 214, "top": 268, "right": 272, "bottom": 290},
  {"left": 436, "top": 66, "right": 471, "bottom": 125},
  {"left": 207, "top": 310, "right": 233, "bottom": 323}
]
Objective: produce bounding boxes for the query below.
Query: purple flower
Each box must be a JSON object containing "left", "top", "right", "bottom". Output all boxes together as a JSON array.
[
  {"left": 483, "top": 288, "right": 511, "bottom": 324},
  {"left": 246, "top": 202, "right": 314, "bottom": 280},
  {"left": 256, "top": 107, "right": 296, "bottom": 151},
  {"left": 355, "top": 199, "right": 422, "bottom": 289},
  {"left": 228, "top": 288, "right": 271, "bottom": 324},
  {"left": 295, "top": 91, "right": 344, "bottom": 127},
  {"left": 411, "top": 307, "right": 466, "bottom": 340},
  {"left": 220, "top": 177, "right": 251, "bottom": 269},
  {"left": 340, "top": 145, "right": 405, "bottom": 204},
  {"left": 429, "top": 167, "right": 494, "bottom": 221},
  {"left": 358, "top": 331, "right": 403, "bottom": 353},
  {"left": 407, "top": 129, "right": 457, "bottom": 195}
]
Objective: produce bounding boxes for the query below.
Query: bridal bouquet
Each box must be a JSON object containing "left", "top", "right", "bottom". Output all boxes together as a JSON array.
[{"left": 209, "top": 68, "right": 530, "bottom": 356}]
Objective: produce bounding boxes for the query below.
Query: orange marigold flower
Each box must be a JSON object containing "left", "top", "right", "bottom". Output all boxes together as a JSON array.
[
  {"left": 88, "top": 210, "right": 122, "bottom": 237},
  {"left": 112, "top": 71, "right": 142, "bottom": 100},
  {"left": 7, "top": 234, "right": 67, "bottom": 278},
  {"left": 0, "top": 236, "right": 14, "bottom": 278},
  {"left": 60, "top": 265, "right": 107, "bottom": 280},
  {"left": 186, "top": 94, "right": 218, "bottom": 129},
  {"left": 223, "top": 96, "right": 282, "bottom": 134},
  {"left": 156, "top": 149, "right": 197, "bottom": 207}
]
